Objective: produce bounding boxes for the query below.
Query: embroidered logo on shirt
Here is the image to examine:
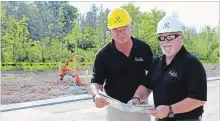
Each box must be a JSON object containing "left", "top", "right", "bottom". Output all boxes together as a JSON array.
[
  {"left": 168, "top": 70, "right": 178, "bottom": 77},
  {"left": 135, "top": 57, "right": 144, "bottom": 62}
]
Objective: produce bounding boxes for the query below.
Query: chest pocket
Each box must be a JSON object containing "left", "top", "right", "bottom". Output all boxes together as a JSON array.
[
  {"left": 134, "top": 57, "right": 146, "bottom": 76},
  {"left": 164, "top": 69, "right": 181, "bottom": 85},
  {"left": 134, "top": 60, "right": 145, "bottom": 69},
  {"left": 164, "top": 65, "right": 185, "bottom": 93},
  {"left": 105, "top": 55, "right": 128, "bottom": 77}
]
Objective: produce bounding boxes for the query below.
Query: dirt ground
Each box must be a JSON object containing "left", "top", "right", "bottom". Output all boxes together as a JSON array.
[{"left": 1, "top": 64, "right": 219, "bottom": 105}]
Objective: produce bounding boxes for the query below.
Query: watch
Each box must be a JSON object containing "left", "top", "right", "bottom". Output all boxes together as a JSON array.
[
  {"left": 132, "top": 97, "right": 141, "bottom": 102},
  {"left": 168, "top": 105, "right": 175, "bottom": 118}
]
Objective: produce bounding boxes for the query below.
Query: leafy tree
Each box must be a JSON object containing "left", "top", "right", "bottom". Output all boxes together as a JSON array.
[{"left": 1, "top": 2, "right": 219, "bottom": 71}]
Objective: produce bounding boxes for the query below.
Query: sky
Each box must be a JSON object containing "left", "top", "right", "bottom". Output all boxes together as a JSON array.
[{"left": 69, "top": 1, "right": 219, "bottom": 31}]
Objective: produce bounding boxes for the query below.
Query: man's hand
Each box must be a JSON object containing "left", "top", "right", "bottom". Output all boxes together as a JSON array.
[
  {"left": 127, "top": 97, "right": 140, "bottom": 105},
  {"left": 148, "top": 105, "right": 169, "bottom": 119},
  {"left": 94, "top": 94, "right": 109, "bottom": 108}
]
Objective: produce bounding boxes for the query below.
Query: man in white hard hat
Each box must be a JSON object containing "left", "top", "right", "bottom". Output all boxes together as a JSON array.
[
  {"left": 130, "top": 16, "right": 207, "bottom": 121},
  {"left": 89, "top": 8, "right": 152, "bottom": 121}
]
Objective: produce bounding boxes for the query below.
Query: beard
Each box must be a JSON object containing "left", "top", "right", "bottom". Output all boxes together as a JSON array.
[{"left": 161, "top": 44, "right": 175, "bottom": 57}]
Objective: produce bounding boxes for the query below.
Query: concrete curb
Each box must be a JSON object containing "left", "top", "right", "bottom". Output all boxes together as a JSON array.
[
  {"left": 1, "top": 76, "right": 219, "bottom": 112},
  {"left": 1, "top": 94, "right": 92, "bottom": 112},
  {"left": 207, "top": 76, "right": 220, "bottom": 81}
]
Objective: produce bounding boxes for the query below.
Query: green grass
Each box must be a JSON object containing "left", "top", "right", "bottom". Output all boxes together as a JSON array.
[
  {"left": 1, "top": 62, "right": 91, "bottom": 71},
  {"left": 1, "top": 60, "right": 218, "bottom": 71}
]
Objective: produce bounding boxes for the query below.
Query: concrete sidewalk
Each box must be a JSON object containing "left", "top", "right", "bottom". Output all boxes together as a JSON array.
[{"left": 1, "top": 80, "right": 219, "bottom": 121}]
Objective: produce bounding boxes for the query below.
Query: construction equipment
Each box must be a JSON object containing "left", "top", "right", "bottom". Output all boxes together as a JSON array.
[{"left": 58, "top": 55, "right": 87, "bottom": 86}]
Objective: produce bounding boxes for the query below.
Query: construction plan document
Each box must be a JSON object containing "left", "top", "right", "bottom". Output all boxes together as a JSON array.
[{"left": 98, "top": 91, "right": 155, "bottom": 113}]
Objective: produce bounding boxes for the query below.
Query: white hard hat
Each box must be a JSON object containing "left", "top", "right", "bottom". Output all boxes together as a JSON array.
[{"left": 157, "top": 16, "right": 183, "bottom": 34}]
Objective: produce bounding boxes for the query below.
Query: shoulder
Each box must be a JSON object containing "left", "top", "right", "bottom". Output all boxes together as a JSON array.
[
  {"left": 94, "top": 43, "right": 112, "bottom": 63},
  {"left": 153, "top": 55, "right": 163, "bottom": 65},
  {"left": 185, "top": 51, "right": 204, "bottom": 67},
  {"left": 95, "top": 43, "right": 111, "bottom": 58},
  {"left": 183, "top": 51, "right": 205, "bottom": 72},
  {"left": 134, "top": 37, "right": 151, "bottom": 50},
  {"left": 134, "top": 37, "right": 153, "bottom": 57}
]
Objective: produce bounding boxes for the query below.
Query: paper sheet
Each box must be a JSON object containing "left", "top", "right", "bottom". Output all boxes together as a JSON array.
[{"left": 98, "top": 92, "right": 154, "bottom": 113}]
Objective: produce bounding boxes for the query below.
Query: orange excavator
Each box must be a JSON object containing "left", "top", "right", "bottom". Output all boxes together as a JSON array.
[{"left": 58, "top": 55, "right": 87, "bottom": 86}]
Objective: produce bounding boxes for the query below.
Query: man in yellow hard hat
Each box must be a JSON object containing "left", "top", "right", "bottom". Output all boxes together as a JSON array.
[{"left": 90, "top": 8, "right": 152, "bottom": 121}]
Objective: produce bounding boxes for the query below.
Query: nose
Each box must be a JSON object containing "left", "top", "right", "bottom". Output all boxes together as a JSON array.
[{"left": 116, "top": 31, "right": 127, "bottom": 37}]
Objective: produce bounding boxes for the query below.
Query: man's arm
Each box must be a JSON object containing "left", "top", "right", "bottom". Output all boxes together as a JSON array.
[
  {"left": 133, "top": 85, "right": 152, "bottom": 103},
  {"left": 90, "top": 82, "right": 109, "bottom": 108},
  {"left": 148, "top": 98, "right": 206, "bottom": 119},
  {"left": 135, "top": 54, "right": 154, "bottom": 103},
  {"left": 172, "top": 58, "right": 207, "bottom": 114},
  {"left": 133, "top": 55, "right": 154, "bottom": 103},
  {"left": 172, "top": 98, "right": 206, "bottom": 114},
  {"left": 90, "top": 49, "right": 106, "bottom": 96},
  {"left": 89, "top": 83, "right": 104, "bottom": 96},
  {"left": 89, "top": 50, "right": 109, "bottom": 108},
  {"left": 129, "top": 47, "right": 154, "bottom": 104}
]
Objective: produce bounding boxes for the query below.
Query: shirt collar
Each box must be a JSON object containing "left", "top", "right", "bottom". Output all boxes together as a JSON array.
[
  {"left": 111, "top": 36, "right": 136, "bottom": 51},
  {"left": 160, "top": 46, "right": 187, "bottom": 68}
]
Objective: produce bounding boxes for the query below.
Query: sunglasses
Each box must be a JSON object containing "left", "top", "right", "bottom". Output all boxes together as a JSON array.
[{"left": 158, "top": 34, "right": 181, "bottom": 41}]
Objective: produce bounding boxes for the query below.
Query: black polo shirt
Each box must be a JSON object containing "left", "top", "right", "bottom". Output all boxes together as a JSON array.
[
  {"left": 91, "top": 37, "right": 153, "bottom": 103},
  {"left": 143, "top": 46, "right": 207, "bottom": 120}
]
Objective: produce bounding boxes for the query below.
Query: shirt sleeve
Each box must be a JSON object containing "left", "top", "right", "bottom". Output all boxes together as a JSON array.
[
  {"left": 91, "top": 50, "right": 106, "bottom": 85},
  {"left": 140, "top": 43, "right": 153, "bottom": 88},
  {"left": 141, "top": 67, "right": 153, "bottom": 90},
  {"left": 184, "top": 58, "right": 207, "bottom": 101},
  {"left": 145, "top": 44, "right": 153, "bottom": 71},
  {"left": 141, "top": 57, "right": 159, "bottom": 90}
]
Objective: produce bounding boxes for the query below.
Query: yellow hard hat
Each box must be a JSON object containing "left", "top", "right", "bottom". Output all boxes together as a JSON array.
[{"left": 107, "top": 8, "right": 132, "bottom": 29}]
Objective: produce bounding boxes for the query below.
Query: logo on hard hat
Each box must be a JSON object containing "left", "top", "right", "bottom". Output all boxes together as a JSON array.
[
  {"left": 163, "top": 23, "right": 170, "bottom": 29},
  {"left": 115, "top": 16, "right": 121, "bottom": 23}
]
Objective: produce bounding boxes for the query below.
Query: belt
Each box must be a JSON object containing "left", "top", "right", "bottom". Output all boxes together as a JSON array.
[{"left": 156, "top": 116, "right": 202, "bottom": 121}]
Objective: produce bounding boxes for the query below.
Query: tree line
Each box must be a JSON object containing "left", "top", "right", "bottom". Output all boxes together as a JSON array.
[{"left": 1, "top": 2, "right": 219, "bottom": 71}]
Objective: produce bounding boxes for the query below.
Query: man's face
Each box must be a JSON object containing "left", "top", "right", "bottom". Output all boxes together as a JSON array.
[
  {"left": 158, "top": 32, "right": 184, "bottom": 57},
  {"left": 111, "top": 24, "right": 132, "bottom": 45}
]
